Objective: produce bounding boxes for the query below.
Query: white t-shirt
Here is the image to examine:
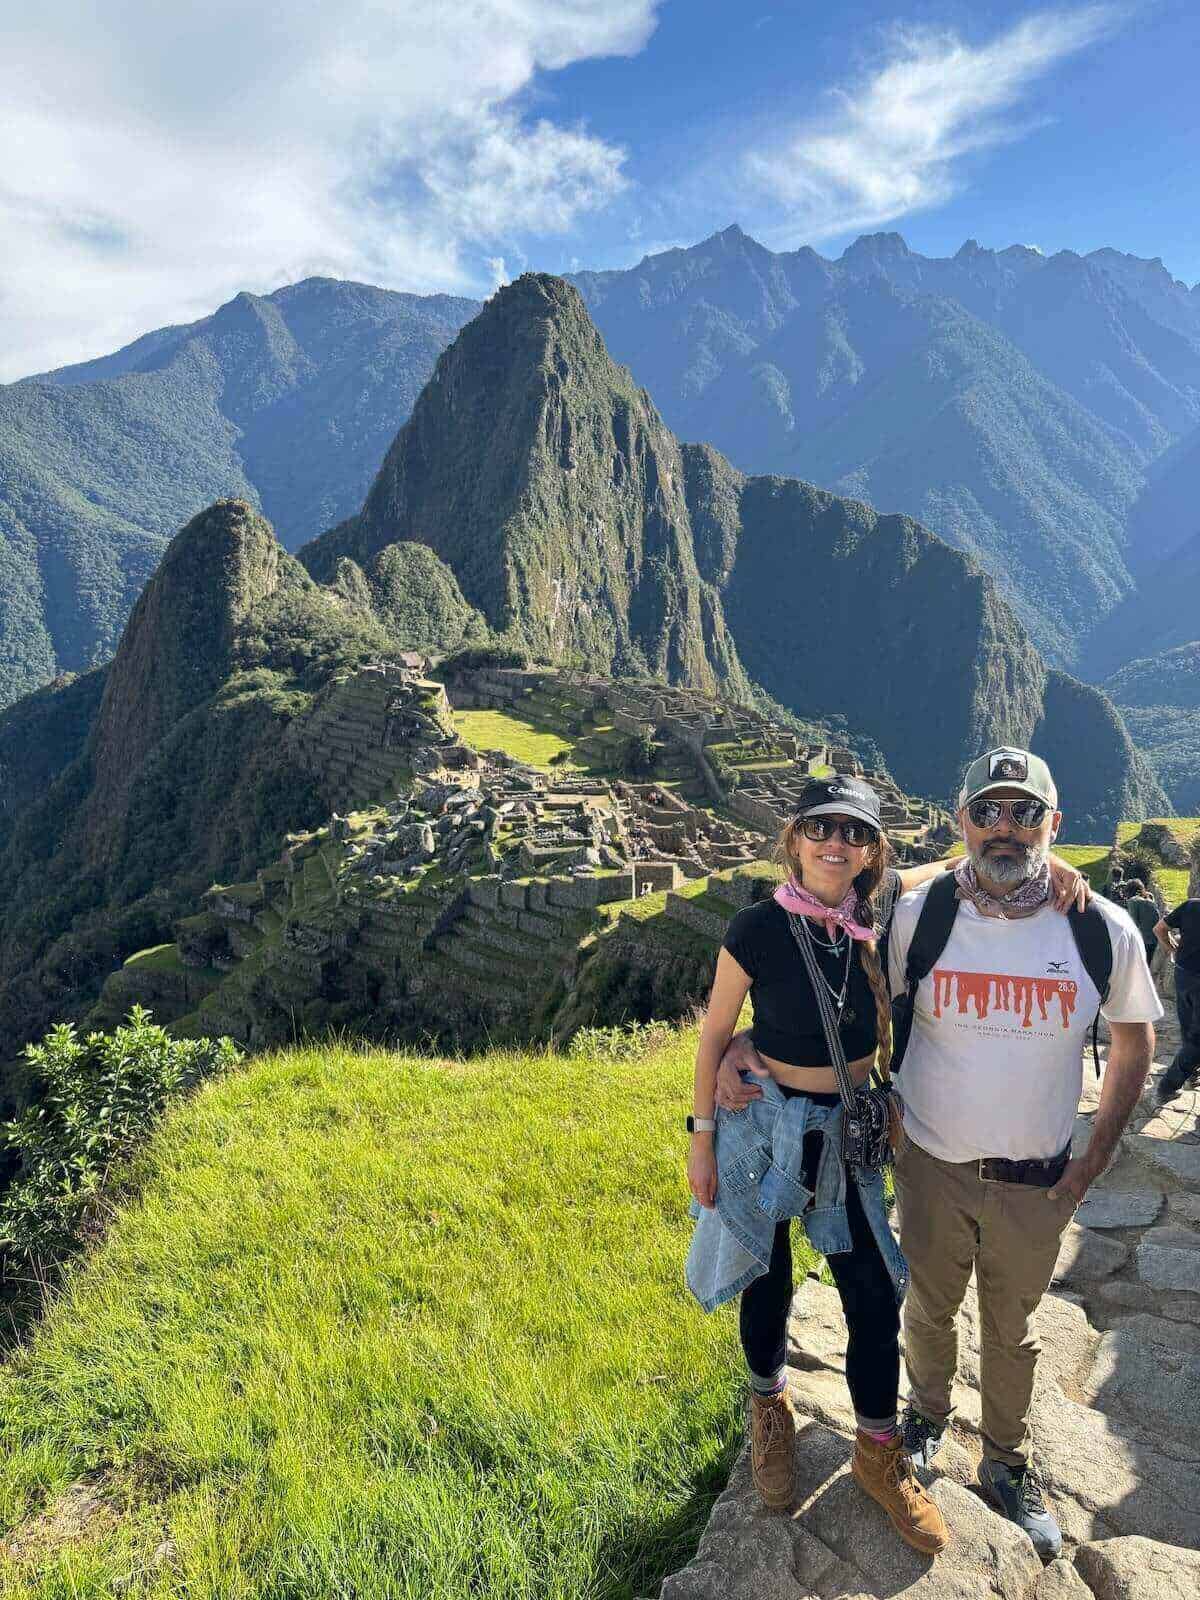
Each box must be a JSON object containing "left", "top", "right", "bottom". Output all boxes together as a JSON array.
[{"left": 887, "top": 885, "right": 1162, "bottom": 1164}]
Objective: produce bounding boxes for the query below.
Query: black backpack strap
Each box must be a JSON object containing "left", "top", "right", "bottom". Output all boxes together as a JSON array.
[
  {"left": 876, "top": 867, "right": 903, "bottom": 934},
  {"left": 891, "top": 870, "right": 960, "bottom": 1072},
  {"left": 875, "top": 867, "right": 903, "bottom": 980},
  {"left": 1067, "top": 902, "right": 1113, "bottom": 1079}
]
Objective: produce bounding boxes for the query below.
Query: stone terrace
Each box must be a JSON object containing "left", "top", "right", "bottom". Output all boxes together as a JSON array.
[{"left": 98, "top": 662, "right": 951, "bottom": 1047}]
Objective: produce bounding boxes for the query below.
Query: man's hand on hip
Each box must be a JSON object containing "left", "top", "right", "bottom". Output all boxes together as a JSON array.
[
  {"left": 1047, "top": 1155, "right": 1097, "bottom": 1206},
  {"left": 715, "top": 1030, "right": 770, "bottom": 1111}
]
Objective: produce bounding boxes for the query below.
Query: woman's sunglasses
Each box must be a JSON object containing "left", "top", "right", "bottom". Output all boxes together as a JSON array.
[
  {"left": 966, "top": 797, "right": 1050, "bottom": 831},
  {"left": 799, "top": 816, "right": 878, "bottom": 848}
]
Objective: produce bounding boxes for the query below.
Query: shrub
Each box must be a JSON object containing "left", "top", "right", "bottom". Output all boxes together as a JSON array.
[
  {"left": 621, "top": 728, "right": 657, "bottom": 776},
  {"left": 566, "top": 1018, "right": 677, "bottom": 1060},
  {"left": 440, "top": 644, "right": 529, "bottom": 673},
  {"left": 709, "top": 752, "right": 741, "bottom": 791},
  {"left": 0, "top": 1006, "right": 240, "bottom": 1282}
]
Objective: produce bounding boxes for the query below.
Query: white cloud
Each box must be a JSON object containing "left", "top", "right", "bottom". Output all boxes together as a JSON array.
[
  {"left": 743, "top": 7, "right": 1118, "bottom": 242},
  {"left": 0, "top": 2, "right": 659, "bottom": 379}
]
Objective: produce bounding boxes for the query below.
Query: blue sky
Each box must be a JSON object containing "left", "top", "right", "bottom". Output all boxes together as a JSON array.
[
  {"left": 531, "top": 0, "right": 1200, "bottom": 278},
  {"left": 2, "top": 1, "right": 1197, "bottom": 379}
]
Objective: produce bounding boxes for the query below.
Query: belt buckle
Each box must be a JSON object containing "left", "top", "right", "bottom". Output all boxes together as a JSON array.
[{"left": 978, "top": 1156, "right": 1003, "bottom": 1183}]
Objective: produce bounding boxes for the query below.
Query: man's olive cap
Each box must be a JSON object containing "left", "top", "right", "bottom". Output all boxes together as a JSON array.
[{"left": 958, "top": 747, "right": 1057, "bottom": 810}]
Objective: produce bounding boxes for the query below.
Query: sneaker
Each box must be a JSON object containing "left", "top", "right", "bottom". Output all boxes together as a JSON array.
[
  {"left": 977, "top": 1458, "right": 1062, "bottom": 1560},
  {"left": 851, "top": 1430, "right": 949, "bottom": 1555},
  {"left": 899, "top": 1403, "right": 946, "bottom": 1469},
  {"left": 1153, "top": 1077, "right": 1180, "bottom": 1108},
  {"left": 748, "top": 1389, "right": 795, "bottom": 1509}
]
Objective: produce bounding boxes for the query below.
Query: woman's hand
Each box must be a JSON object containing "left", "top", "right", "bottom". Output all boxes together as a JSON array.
[
  {"left": 1048, "top": 854, "right": 1090, "bottom": 913},
  {"left": 688, "top": 1138, "right": 718, "bottom": 1209}
]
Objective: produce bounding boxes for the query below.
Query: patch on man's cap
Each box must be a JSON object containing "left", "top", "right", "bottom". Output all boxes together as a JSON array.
[
  {"left": 988, "top": 749, "right": 1028, "bottom": 783},
  {"left": 959, "top": 746, "right": 1057, "bottom": 810}
]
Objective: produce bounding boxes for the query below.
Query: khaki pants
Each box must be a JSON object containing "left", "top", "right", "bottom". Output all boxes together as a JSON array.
[{"left": 894, "top": 1130, "right": 1077, "bottom": 1467}]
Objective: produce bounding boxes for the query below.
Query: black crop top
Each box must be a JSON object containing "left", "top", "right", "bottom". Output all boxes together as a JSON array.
[{"left": 721, "top": 897, "right": 879, "bottom": 1067}]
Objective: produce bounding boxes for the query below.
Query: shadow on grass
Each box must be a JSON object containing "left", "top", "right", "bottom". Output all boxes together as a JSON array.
[{"left": 589, "top": 1430, "right": 742, "bottom": 1600}]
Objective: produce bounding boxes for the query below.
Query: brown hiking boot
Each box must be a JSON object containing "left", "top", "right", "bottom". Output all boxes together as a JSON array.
[
  {"left": 749, "top": 1389, "right": 795, "bottom": 1508},
  {"left": 851, "top": 1430, "right": 949, "bottom": 1555}
]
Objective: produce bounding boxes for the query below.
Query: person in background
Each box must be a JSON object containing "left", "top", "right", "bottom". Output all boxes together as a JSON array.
[
  {"left": 1123, "top": 880, "right": 1160, "bottom": 967},
  {"left": 1152, "top": 891, "right": 1200, "bottom": 1107}
]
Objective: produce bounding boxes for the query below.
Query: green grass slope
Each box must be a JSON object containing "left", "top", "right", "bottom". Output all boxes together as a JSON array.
[{"left": 0, "top": 1030, "right": 753, "bottom": 1599}]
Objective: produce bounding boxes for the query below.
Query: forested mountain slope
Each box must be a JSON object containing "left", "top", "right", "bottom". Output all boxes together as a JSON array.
[
  {"left": 7, "top": 228, "right": 1200, "bottom": 708},
  {"left": 0, "top": 281, "right": 478, "bottom": 706},
  {"left": 572, "top": 228, "right": 1200, "bottom": 667}
]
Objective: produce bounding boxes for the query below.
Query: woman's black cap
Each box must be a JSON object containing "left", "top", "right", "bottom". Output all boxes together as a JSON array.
[{"left": 793, "top": 775, "right": 882, "bottom": 830}]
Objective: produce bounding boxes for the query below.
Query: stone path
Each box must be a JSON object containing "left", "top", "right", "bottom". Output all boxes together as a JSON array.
[{"left": 659, "top": 1005, "right": 1200, "bottom": 1599}]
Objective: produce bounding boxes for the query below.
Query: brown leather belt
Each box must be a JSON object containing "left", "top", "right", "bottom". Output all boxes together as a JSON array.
[{"left": 978, "top": 1144, "right": 1071, "bottom": 1187}]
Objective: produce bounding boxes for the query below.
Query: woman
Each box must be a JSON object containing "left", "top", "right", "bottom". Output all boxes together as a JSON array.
[{"left": 685, "top": 775, "right": 948, "bottom": 1554}]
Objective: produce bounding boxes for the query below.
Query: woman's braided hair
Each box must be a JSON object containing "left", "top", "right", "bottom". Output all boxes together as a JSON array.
[{"left": 773, "top": 818, "right": 896, "bottom": 1079}]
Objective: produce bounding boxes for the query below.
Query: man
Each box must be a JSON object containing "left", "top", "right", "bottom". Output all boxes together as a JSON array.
[
  {"left": 1123, "top": 880, "right": 1160, "bottom": 966},
  {"left": 1151, "top": 890, "right": 1200, "bottom": 1107},
  {"left": 886, "top": 748, "right": 1159, "bottom": 1558}
]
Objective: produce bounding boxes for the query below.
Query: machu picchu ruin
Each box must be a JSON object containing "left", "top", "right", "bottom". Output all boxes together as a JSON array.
[{"left": 92, "top": 662, "right": 952, "bottom": 1051}]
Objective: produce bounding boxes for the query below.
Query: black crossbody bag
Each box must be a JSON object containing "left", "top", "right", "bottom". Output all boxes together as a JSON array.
[{"left": 785, "top": 912, "right": 894, "bottom": 1172}]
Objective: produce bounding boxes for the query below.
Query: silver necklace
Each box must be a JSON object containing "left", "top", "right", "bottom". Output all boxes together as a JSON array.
[{"left": 799, "top": 913, "right": 854, "bottom": 1024}]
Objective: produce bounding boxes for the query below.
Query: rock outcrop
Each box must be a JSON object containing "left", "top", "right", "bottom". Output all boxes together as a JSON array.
[{"left": 81, "top": 499, "right": 284, "bottom": 833}]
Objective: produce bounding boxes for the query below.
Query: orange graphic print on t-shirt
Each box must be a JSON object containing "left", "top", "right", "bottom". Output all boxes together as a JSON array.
[{"left": 932, "top": 969, "right": 1078, "bottom": 1030}]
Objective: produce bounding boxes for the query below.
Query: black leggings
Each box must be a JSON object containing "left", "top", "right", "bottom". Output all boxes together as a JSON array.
[{"left": 739, "top": 1121, "right": 900, "bottom": 1430}]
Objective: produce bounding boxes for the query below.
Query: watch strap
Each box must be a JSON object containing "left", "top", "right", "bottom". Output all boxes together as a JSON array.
[{"left": 687, "top": 1114, "right": 716, "bottom": 1134}]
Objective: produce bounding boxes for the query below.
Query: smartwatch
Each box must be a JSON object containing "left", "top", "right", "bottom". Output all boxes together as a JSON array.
[{"left": 686, "top": 1114, "right": 716, "bottom": 1134}]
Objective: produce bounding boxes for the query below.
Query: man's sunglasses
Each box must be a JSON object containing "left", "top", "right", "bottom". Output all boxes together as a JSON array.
[
  {"left": 799, "top": 816, "right": 878, "bottom": 848},
  {"left": 966, "top": 797, "right": 1050, "bottom": 831}
]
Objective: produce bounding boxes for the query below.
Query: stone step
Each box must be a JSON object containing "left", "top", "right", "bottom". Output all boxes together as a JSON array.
[
  {"left": 436, "top": 931, "right": 542, "bottom": 980},
  {"left": 664, "top": 892, "right": 728, "bottom": 941},
  {"left": 432, "top": 939, "right": 525, "bottom": 983},
  {"left": 365, "top": 905, "right": 427, "bottom": 933},
  {"left": 357, "top": 924, "right": 422, "bottom": 957}
]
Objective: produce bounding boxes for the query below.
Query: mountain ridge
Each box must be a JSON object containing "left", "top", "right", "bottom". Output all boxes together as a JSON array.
[
  {"left": 0, "top": 279, "right": 479, "bottom": 706},
  {"left": 6, "top": 227, "right": 1200, "bottom": 712}
]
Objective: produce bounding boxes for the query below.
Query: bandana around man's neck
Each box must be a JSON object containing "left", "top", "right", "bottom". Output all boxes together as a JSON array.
[
  {"left": 773, "top": 877, "right": 876, "bottom": 941},
  {"left": 954, "top": 857, "right": 1051, "bottom": 919}
]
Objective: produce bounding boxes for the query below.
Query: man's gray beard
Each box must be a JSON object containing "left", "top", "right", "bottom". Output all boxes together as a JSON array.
[{"left": 968, "top": 840, "right": 1047, "bottom": 888}]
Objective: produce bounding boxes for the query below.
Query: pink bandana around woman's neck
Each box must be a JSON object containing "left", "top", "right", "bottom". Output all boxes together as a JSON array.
[
  {"left": 954, "top": 857, "right": 1051, "bottom": 919},
  {"left": 773, "top": 877, "right": 876, "bottom": 941}
]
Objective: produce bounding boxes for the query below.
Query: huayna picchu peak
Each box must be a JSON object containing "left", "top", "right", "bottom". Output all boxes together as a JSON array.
[{"left": 301, "top": 273, "right": 750, "bottom": 697}]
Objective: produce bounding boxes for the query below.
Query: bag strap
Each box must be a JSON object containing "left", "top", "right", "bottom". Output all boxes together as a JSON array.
[
  {"left": 783, "top": 912, "right": 859, "bottom": 1114},
  {"left": 1067, "top": 901, "right": 1113, "bottom": 1079}
]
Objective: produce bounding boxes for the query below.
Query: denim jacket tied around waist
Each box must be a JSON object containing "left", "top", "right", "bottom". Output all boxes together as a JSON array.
[{"left": 685, "top": 1074, "right": 908, "bottom": 1314}]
